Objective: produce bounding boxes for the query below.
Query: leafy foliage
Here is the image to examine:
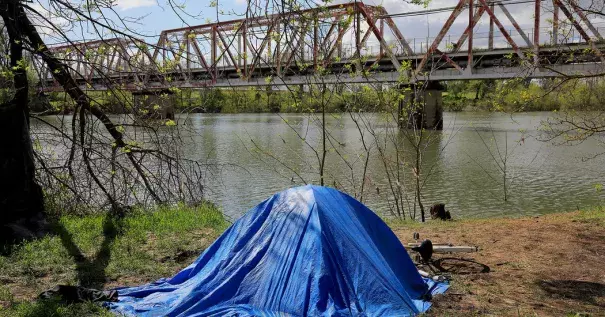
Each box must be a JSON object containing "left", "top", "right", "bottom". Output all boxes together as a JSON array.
[{"left": 443, "top": 79, "right": 605, "bottom": 112}]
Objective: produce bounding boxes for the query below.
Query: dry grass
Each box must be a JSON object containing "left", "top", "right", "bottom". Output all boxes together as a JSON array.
[{"left": 391, "top": 208, "right": 605, "bottom": 316}]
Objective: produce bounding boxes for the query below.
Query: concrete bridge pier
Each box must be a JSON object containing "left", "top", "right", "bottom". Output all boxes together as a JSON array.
[
  {"left": 398, "top": 82, "right": 444, "bottom": 130},
  {"left": 132, "top": 89, "right": 175, "bottom": 120}
]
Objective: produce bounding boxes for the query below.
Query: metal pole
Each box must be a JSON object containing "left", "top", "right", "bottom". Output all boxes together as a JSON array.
[
  {"left": 415, "top": 0, "right": 467, "bottom": 73},
  {"left": 186, "top": 33, "right": 191, "bottom": 79},
  {"left": 489, "top": 2, "right": 494, "bottom": 49},
  {"left": 314, "top": 16, "right": 318, "bottom": 70},
  {"left": 552, "top": 0, "right": 559, "bottom": 45},
  {"left": 243, "top": 24, "right": 247, "bottom": 78},
  {"left": 569, "top": 0, "right": 604, "bottom": 41},
  {"left": 276, "top": 23, "right": 281, "bottom": 75},
  {"left": 237, "top": 33, "right": 241, "bottom": 68},
  {"left": 499, "top": 3, "right": 533, "bottom": 47},
  {"left": 267, "top": 27, "right": 272, "bottom": 66},
  {"left": 534, "top": 0, "right": 541, "bottom": 64},
  {"left": 468, "top": 0, "right": 474, "bottom": 73},
  {"left": 337, "top": 23, "right": 343, "bottom": 58},
  {"left": 379, "top": 18, "right": 384, "bottom": 57},
  {"left": 212, "top": 26, "right": 217, "bottom": 79}
]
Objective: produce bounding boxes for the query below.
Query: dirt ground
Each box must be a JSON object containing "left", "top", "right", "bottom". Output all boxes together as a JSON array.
[{"left": 393, "top": 211, "right": 605, "bottom": 316}]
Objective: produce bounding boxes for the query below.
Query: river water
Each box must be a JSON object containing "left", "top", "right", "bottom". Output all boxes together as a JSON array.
[{"left": 171, "top": 112, "right": 605, "bottom": 220}]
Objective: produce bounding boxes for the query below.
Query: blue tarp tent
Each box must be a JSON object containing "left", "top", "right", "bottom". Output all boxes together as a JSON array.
[{"left": 107, "top": 185, "right": 447, "bottom": 316}]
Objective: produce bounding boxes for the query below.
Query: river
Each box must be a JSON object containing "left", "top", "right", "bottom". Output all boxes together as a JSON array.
[{"left": 168, "top": 111, "right": 605, "bottom": 220}]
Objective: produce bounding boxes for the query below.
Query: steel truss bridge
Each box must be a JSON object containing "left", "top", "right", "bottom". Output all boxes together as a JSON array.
[{"left": 40, "top": 0, "right": 605, "bottom": 92}]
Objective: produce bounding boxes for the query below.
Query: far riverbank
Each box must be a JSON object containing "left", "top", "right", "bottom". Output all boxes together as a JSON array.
[{"left": 35, "top": 77, "right": 605, "bottom": 115}]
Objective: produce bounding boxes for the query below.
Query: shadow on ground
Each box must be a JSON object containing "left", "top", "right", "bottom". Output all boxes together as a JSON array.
[
  {"left": 431, "top": 257, "right": 491, "bottom": 275},
  {"left": 536, "top": 280, "right": 605, "bottom": 307},
  {"left": 53, "top": 214, "right": 124, "bottom": 289}
]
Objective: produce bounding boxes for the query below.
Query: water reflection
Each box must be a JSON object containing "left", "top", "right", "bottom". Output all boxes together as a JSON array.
[
  {"left": 185, "top": 112, "right": 605, "bottom": 220},
  {"left": 36, "top": 112, "right": 605, "bottom": 220}
]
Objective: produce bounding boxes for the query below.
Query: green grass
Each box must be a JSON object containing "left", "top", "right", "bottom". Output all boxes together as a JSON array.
[
  {"left": 574, "top": 206, "right": 605, "bottom": 226},
  {"left": 47, "top": 86, "right": 399, "bottom": 115},
  {"left": 384, "top": 205, "right": 605, "bottom": 230},
  {"left": 382, "top": 216, "right": 465, "bottom": 230},
  {"left": 0, "top": 203, "right": 227, "bottom": 317},
  {"left": 0, "top": 300, "right": 114, "bottom": 317}
]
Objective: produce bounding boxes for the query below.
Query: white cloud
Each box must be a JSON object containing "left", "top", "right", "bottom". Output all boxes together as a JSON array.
[
  {"left": 27, "top": 4, "right": 70, "bottom": 41},
  {"left": 115, "top": 0, "right": 157, "bottom": 11}
]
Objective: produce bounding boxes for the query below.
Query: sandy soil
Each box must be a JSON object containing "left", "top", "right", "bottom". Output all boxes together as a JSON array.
[{"left": 393, "top": 211, "right": 605, "bottom": 316}]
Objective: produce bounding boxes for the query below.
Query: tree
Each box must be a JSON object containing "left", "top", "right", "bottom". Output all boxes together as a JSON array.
[
  {"left": 0, "top": 1, "right": 46, "bottom": 244},
  {"left": 533, "top": 0, "right": 605, "bottom": 152},
  {"left": 0, "top": 0, "right": 207, "bottom": 245}
]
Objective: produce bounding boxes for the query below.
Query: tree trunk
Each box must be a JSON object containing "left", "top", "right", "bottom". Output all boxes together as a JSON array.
[
  {"left": 0, "top": 0, "right": 47, "bottom": 247},
  {"left": 0, "top": 104, "right": 45, "bottom": 219}
]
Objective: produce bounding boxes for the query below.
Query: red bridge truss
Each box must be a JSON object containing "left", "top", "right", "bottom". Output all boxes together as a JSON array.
[{"left": 38, "top": 1, "right": 605, "bottom": 92}]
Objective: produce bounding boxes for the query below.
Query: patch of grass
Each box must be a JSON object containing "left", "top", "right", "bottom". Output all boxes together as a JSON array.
[
  {"left": 574, "top": 206, "right": 605, "bottom": 226},
  {"left": 0, "top": 300, "right": 114, "bottom": 317},
  {"left": 383, "top": 217, "right": 462, "bottom": 230},
  {"left": 0, "top": 202, "right": 227, "bottom": 317}
]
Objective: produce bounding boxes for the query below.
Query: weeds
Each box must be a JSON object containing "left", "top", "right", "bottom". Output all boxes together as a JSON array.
[{"left": 574, "top": 206, "right": 605, "bottom": 226}]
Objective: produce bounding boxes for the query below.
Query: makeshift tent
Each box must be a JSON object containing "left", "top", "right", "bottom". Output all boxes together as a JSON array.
[{"left": 107, "top": 185, "right": 448, "bottom": 316}]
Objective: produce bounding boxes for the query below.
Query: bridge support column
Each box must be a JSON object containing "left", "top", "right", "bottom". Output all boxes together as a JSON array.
[
  {"left": 266, "top": 86, "right": 281, "bottom": 113},
  {"left": 398, "top": 82, "right": 444, "bottom": 130},
  {"left": 296, "top": 84, "right": 306, "bottom": 102},
  {"left": 132, "top": 89, "right": 175, "bottom": 120}
]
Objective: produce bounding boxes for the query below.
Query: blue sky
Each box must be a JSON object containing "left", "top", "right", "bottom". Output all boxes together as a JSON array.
[{"left": 110, "top": 0, "right": 249, "bottom": 36}]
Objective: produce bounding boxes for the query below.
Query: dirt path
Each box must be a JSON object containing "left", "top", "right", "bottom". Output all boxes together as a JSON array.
[{"left": 393, "top": 211, "right": 605, "bottom": 316}]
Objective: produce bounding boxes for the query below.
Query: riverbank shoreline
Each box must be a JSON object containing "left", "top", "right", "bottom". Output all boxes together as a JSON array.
[
  {"left": 1, "top": 208, "right": 603, "bottom": 316},
  {"left": 40, "top": 76, "right": 605, "bottom": 114}
]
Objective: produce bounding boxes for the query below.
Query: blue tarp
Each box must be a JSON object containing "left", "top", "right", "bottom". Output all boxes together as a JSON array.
[{"left": 107, "top": 185, "right": 448, "bottom": 316}]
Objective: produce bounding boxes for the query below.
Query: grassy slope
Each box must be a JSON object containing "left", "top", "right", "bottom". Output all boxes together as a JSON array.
[{"left": 0, "top": 203, "right": 227, "bottom": 317}]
